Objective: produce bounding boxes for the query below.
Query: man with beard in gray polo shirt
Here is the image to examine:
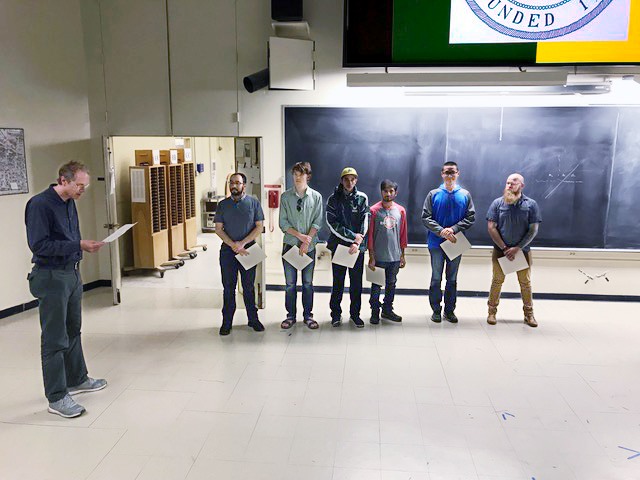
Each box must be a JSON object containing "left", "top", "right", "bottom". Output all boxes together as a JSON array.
[
  {"left": 214, "top": 172, "right": 265, "bottom": 336},
  {"left": 486, "top": 173, "right": 542, "bottom": 328}
]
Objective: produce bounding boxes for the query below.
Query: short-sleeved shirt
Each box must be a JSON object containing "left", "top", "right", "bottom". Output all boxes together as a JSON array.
[
  {"left": 486, "top": 194, "right": 542, "bottom": 252},
  {"left": 368, "top": 201, "right": 408, "bottom": 262},
  {"left": 214, "top": 195, "right": 264, "bottom": 249}
]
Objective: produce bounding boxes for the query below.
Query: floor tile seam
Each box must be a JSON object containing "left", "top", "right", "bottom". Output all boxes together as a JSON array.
[
  {"left": 83, "top": 427, "right": 131, "bottom": 480},
  {"left": 87, "top": 381, "right": 135, "bottom": 428}
]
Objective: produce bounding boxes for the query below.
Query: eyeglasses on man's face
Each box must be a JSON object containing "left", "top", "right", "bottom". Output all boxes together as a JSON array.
[{"left": 229, "top": 180, "right": 244, "bottom": 186}]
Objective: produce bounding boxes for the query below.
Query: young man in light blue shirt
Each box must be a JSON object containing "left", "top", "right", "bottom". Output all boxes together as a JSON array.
[{"left": 279, "top": 162, "right": 323, "bottom": 329}]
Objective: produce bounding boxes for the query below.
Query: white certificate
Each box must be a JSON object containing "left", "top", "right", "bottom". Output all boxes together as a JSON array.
[
  {"left": 101, "top": 223, "right": 137, "bottom": 243},
  {"left": 332, "top": 244, "right": 359, "bottom": 268},
  {"left": 283, "top": 245, "right": 313, "bottom": 271},
  {"left": 498, "top": 250, "right": 529, "bottom": 275},
  {"left": 235, "top": 243, "right": 266, "bottom": 270},
  {"left": 440, "top": 232, "right": 472, "bottom": 260},
  {"left": 365, "top": 265, "right": 385, "bottom": 287}
]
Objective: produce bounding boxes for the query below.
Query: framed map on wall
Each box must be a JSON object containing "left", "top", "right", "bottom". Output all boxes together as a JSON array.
[{"left": 0, "top": 128, "right": 28, "bottom": 196}]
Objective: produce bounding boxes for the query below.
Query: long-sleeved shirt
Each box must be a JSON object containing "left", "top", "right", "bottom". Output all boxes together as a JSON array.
[
  {"left": 25, "top": 185, "right": 83, "bottom": 268},
  {"left": 368, "top": 201, "right": 408, "bottom": 262},
  {"left": 279, "top": 186, "right": 323, "bottom": 249},
  {"left": 422, "top": 184, "right": 475, "bottom": 249}
]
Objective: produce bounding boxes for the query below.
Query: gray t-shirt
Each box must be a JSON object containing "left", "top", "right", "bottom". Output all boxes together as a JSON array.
[
  {"left": 214, "top": 195, "right": 264, "bottom": 248},
  {"left": 486, "top": 195, "right": 541, "bottom": 252}
]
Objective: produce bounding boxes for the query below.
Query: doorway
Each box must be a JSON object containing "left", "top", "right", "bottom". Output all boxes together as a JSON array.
[{"left": 103, "top": 136, "right": 265, "bottom": 309}]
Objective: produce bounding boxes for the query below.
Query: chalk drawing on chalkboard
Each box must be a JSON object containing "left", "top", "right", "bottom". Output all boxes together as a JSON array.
[{"left": 536, "top": 160, "right": 585, "bottom": 200}]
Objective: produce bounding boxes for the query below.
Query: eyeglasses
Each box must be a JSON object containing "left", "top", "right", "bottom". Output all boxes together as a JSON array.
[
  {"left": 442, "top": 170, "right": 458, "bottom": 177},
  {"left": 296, "top": 198, "right": 303, "bottom": 212},
  {"left": 71, "top": 181, "right": 89, "bottom": 189},
  {"left": 229, "top": 181, "right": 243, "bottom": 186}
]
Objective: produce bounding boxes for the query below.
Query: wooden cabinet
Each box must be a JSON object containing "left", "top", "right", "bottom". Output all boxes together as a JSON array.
[{"left": 130, "top": 165, "right": 170, "bottom": 268}]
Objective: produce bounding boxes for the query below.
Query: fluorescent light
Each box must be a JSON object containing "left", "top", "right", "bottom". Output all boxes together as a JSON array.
[
  {"left": 346, "top": 71, "right": 569, "bottom": 87},
  {"left": 403, "top": 84, "right": 611, "bottom": 96}
]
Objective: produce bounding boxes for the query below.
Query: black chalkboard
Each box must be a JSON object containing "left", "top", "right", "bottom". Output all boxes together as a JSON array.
[{"left": 284, "top": 107, "right": 640, "bottom": 250}]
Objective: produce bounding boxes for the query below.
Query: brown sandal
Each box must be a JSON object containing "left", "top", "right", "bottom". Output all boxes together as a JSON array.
[{"left": 281, "top": 318, "right": 296, "bottom": 329}]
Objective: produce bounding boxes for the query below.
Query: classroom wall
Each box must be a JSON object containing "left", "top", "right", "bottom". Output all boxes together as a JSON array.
[{"left": 0, "top": 0, "right": 103, "bottom": 312}]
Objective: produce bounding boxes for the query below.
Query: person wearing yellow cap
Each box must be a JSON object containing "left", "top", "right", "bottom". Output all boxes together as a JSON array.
[{"left": 326, "top": 167, "right": 370, "bottom": 328}]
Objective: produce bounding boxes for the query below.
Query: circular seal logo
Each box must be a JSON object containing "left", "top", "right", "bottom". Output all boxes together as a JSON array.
[
  {"left": 465, "top": 0, "right": 615, "bottom": 40},
  {"left": 382, "top": 215, "right": 397, "bottom": 230}
]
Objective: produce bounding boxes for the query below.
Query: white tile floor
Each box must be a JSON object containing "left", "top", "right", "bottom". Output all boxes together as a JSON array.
[{"left": 1, "top": 238, "right": 640, "bottom": 479}]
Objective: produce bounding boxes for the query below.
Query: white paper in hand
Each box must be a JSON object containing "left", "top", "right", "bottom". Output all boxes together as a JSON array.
[
  {"left": 440, "top": 232, "right": 472, "bottom": 260},
  {"left": 235, "top": 243, "right": 266, "bottom": 270},
  {"left": 282, "top": 245, "right": 313, "bottom": 271},
  {"left": 332, "top": 244, "right": 359, "bottom": 268},
  {"left": 366, "top": 265, "right": 385, "bottom": 286},
  {"left": 102, "top": 223, "right": 137, "bottom": 243},
  {"left": 498, "top": 250, "right": 529, "bottom": 275}
]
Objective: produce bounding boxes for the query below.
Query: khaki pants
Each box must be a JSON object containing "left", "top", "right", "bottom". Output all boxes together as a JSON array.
[{"left": 488, "top": 248, "right": 533, "bottom": 316}]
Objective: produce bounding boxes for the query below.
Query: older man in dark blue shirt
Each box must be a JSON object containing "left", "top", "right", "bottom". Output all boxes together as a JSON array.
[
  {"left": 486, "top": 173, "right": 542, "bottom": 328},
  {"left": 25, "top": 161, "right": 107, "bottom": 418},
  {"left": 214, "top": 172, "right": 265, "bottom": 336}
]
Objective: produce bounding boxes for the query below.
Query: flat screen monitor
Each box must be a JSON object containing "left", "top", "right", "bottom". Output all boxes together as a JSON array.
[{"left": 344, "top": 0, "right": 640, "bottom": 67}]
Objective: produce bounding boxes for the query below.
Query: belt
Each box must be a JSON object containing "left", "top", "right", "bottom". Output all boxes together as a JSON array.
[{"left": 35, "top": 261, "right": 80, "bottom": 271}]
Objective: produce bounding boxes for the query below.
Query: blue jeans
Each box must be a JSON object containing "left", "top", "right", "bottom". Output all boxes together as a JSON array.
[
  {"left": 220, "top": 246, "right": 259, "bottom": 328},
  {"left": 282, "top": 244, "right": 316, "bottom": 320},
  {"left": 429, "top": 247, "right": 461, "bottom": 315},
  {"left": 330, "top": 250, "right": 365, "bottom": 321},
  {"left": 369, "top": 261, "right": 401, "bottom": 314}
]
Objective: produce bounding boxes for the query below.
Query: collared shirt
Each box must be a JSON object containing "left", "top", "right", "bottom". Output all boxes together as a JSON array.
[
  {"left": 214, "top": 194, "right": 265, "bottom": 249},
  {"left": 486, "top": 194, "right": 542, "bottom": 252},
  {"left": 368, "top": 201, "right": 408, "bottom": 262},
  {"left": 25, "top": 185, "right": 83, "bottom": 268},
  {"left": 279, "top": 186, "right": 323, "bottom": 249}
]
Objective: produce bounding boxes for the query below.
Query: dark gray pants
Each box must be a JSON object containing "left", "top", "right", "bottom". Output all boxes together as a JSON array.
[{"left": 28, "top": 265, "right": 88, "bottom": 403}]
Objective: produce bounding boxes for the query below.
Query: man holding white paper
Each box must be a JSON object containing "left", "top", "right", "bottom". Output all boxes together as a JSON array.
[
  {"left": 279, "top": 162, "right": 323, "bottom": 330},
  {"left": 422, "top": 161, "right": 475, "bottom": 324},
  {"left": 367, "top": 179, "right": 407, "bottom": 325},
  {"left": 214, "top": 172, "right": 265, "bottom": 336},
  {"left": 486, "top": 173, "right": 542, "bottom": 328},
  {"left": 25, "top": 161, "right": 107, "bottom": 418},
  {"left": 326, "top": 167, "right": 370, "bottom": 328}
]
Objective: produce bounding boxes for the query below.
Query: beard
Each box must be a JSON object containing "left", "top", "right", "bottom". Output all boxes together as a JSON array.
[{"left": 503, "top": 188, "right": 521, "bottom": 205}]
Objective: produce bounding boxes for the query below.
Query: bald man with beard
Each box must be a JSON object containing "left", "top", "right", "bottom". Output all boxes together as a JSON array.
[{"left": 486, "top": 173, "right": 542, "bottom": 327}]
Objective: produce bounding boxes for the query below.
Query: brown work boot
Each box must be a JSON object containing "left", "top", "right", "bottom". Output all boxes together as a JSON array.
[
  {"left": 524, "top": 313, "right": 538, "bottom": 328},
  {"left": 487, "top": 305, "right": 497, "bottom": 325}
]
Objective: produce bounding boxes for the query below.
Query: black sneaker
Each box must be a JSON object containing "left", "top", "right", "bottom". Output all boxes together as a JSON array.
[
  {"left": 350, "top": 317, "right": 365, "bottom": 328},
  {"left": 381, "top": 311, "right": 402, "bottom": 322},
  {"left": 249, "top": 320, "right": 265, "bottom": 332},
  {"left": 444, "top": 312, "right": 458, "bottom": 323},
  {"left": 219, "top": 325, "right": 232, "bottom": 335},
  {"left": 331, "top": 317, "right": 342, "bottom": 327},
  {"left": 370, "top": 311, "right": 380, "bottom": 325},
  {"left": 431, "top": 312, "right": 442, "bottom": 323}
]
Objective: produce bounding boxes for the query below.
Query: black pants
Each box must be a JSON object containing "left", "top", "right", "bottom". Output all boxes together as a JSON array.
[
  {"left": 28, "top": 265, "right": 88, "bottom": 403},
  {"left": 220, "top": 247, "right": 259, "bottom": 328},
  {"left": 329, "top": 250, "right": 365, "bottom": 321}
]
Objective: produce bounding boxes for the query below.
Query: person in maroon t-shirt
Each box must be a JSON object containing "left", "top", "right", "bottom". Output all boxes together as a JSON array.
[{"left": 367, "top": 179, "right": 408, "bottom": 324}]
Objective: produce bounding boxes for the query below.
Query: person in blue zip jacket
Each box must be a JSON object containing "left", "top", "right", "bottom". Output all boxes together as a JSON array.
[{"left": 421, "top": 161, "right": 475, "bottom": 324}]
